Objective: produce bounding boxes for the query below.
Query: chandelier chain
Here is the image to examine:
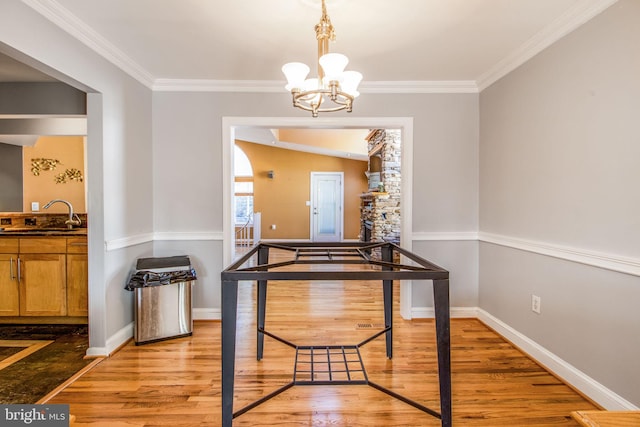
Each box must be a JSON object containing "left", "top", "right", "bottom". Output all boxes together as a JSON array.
[{"left": 316, "top": 0, "right": 335, "bottom": 42}]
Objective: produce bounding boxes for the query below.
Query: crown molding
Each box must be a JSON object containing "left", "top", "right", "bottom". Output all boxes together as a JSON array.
[
  {"left": 152, "top": 79, "right": 284, "bottom": 93},
  {"left": 476, "top": 0, "right": 619, "bottom": 91},
  {"left": 361, "top": 80, "right": 478, "bottom": 94},
  {"left": 152, "top": 79, "right": 479, "bottom": 94},
  {"left": 22, "top": 0, "right": 156, "bottom": 88},
  {"left": 24, "top": 0, "right": 617, "bottom": 94}
]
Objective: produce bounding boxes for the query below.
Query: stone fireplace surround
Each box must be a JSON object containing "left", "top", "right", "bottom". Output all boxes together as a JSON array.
[{"left": 360, "top": 129, "right": 401, "bottom": 253}]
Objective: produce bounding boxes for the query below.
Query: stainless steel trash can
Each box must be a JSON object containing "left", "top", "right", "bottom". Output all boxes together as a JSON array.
[{"left": 125, "top": 256, "right": 197, "bottom": 345}]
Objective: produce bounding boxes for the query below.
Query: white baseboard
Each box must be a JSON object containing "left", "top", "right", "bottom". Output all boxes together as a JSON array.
[
  {"left": 87, "top": 311, "right": 219, "bottom": 357},
  {"left": 85, "top": 347, "right": 109, "bottom": 357},
  {"left": 411, "top": 306, "right": 479, "bottom": 318},
  {"left": 194, "top": 308, "right": 220, "bottom": 320},
  {"left": 477, "top": 308, "right": 639, "bottom": 411},
  {"left": 86, "top": 321, "right": 133, "bottom": 357}
]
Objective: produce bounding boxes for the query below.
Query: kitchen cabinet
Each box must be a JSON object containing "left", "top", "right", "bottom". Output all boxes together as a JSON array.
[
  {"left": 14, "top": 237, "right": 66, "bottom": 317},
  {"left": 0, "top": 238, "right": 20, "bottom": 316},
  {"left": 18, "top": 253, "right": 66, "bottom": 316},
  {"left": 0, "top": 235, "right": 87, "bottom": 319},
  {"left": 66, "top": 237, "right": 88, "bottom": 317}
]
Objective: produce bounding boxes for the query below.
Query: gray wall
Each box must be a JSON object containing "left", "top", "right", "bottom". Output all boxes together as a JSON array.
[
  {"left": 1, "top": 2, "right": 154, "bottom": 351},
  {"left": 0, "top": 143, "right": 22, "bottom": 211},
  {"left": 0, "top": 82, "right": 86, "bottom": 114},
  {"left": 479, "top": 0, "right": 640, "bottom": 406},
  {"left": 151, "top": 91, "right": 480, "bottom": 313}
]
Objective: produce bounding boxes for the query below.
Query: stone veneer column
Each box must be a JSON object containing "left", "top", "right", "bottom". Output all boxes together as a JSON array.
[{"left": 360, "top": 129, "right": 402, "bottom": 258}]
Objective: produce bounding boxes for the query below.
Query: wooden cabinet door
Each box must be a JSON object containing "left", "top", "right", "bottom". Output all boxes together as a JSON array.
[
  {"left": 19, "top": 254, "right": 67, "bottom": 316},
  {"left": 67, "top": 254, "right": 88, "bottom": 316},
  {"left": 0, "top": 254, "right": 19, "bottom": 316}
]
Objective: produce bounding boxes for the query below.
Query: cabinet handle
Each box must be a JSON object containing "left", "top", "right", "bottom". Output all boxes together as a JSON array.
[
  {"left": 17, "top": 258, "right": 21, "bottom": 283},
  {"left": 10, "top": 257, "right": 16, "bottom": 281}
]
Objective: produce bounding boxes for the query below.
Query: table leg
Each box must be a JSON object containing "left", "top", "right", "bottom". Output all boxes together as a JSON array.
[
  {"left": 256, "top": 279, "right": 267, "bottom": 360},
  {"left": 433, "top": 279, "right": 452, "bottom": 427},
  {"left": 256, "top": 246, "right": 270, "bottom": 361},
  {"left": 383, "top": 279, "right": 393, "bottom": 359},
  {"left": 222, "top": 279, "right": 239, "bottom": 427},
  {"left": 382, "top": 245, "right": 393, "bottom": 358}
]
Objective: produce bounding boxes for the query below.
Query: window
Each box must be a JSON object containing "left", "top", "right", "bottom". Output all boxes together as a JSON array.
[{"left": 234, "top": 146, "right": 254, "bottom": 225}]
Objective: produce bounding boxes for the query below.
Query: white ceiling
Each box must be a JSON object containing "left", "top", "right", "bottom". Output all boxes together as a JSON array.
[{"left": 15, "top": 0, "right": 617, "bottom": 91}]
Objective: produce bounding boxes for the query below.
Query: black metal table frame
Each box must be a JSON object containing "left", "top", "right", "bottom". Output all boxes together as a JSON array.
[{"left": 221, "top": 241, "right": 452, "bottom": 427}]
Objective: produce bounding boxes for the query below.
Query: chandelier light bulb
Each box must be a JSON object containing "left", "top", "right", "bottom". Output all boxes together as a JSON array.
[
  {"left": 319, "top": 53, "right": 348, "bottom": 82},
  {"left": 341, "top": 71, "right": 363, "bottom": 97},
  {"left": 282, "top": 62, "right": 310, "bottom": 91},
  {"left": 302, "top": 78, "right": 321, "bottom": 100}
]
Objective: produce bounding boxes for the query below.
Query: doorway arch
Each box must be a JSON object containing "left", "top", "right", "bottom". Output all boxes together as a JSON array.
[{"left": 222, "top": 116, "right": 414, "bottom": 319}]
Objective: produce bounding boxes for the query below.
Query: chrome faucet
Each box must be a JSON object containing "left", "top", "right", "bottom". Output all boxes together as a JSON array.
[{"left": 43, "top": 199, "right": 82, "bottom": 229}]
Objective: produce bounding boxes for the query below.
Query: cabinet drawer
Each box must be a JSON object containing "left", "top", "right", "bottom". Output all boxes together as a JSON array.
[
  {"left": 0, "top": 238, "right": 19, "bottom": 253},
  {"left": 67, "top": 237, "right": 88, "bottom": 254},
  {"left": 18, "top": 238, "right": 67, "bottom": 254}
]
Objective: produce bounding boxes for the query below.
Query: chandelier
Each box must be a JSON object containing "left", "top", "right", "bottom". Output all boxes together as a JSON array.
[{"left": 282, "top": 0, "right": 363, "bottom": 117}]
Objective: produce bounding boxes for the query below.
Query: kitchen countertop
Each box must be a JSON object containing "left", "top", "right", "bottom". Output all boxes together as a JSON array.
[{"left": 0, "top": 228, "right": 87, "bottom": 236}]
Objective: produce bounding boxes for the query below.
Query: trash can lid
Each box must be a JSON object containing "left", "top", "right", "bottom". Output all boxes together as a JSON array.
[
  {"left": 136, "top": 255, "right": 191, "bottom": 271},
  {"left": 125, "top": 255, "right": 196, "bottom": 291}
]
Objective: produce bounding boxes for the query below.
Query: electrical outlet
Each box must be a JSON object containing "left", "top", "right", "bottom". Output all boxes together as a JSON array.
[
  {"left": 270, "top": 224, "right": 276, "bottom": 230},
  {"left": 531, "top": 295, "right": 541, "bottom": 314}
]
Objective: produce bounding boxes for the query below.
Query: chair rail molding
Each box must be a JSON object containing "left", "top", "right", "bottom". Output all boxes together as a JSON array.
[{"left": 479, "top": 232, "right": 640, "bottom": 277}]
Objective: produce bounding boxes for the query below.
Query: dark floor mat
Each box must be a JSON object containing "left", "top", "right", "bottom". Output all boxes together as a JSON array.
[
  {"left": 0, "top": 324, "right": 87, "bottom": 340},
  {"left": 0, "top": 324, "right": 91, "bottom": 404}
]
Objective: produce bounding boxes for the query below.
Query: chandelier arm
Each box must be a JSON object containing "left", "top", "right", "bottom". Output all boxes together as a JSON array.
[
  {"left": 293, "top": 88, "right": 354, "bottom": 105},
  {"left": 291, "top": 91, "right": 353, "bottom": 114},
  {"left": 293, "top": 98, "right": 352, "bottom": 111}
]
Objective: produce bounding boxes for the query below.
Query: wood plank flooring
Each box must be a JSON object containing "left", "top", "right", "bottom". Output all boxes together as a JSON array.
[
  {"left": 571, "top": 410, "right": 640, "bottom": 427},
  {"left": 46, "top": 272, "right": 599, "bottom": 426}
]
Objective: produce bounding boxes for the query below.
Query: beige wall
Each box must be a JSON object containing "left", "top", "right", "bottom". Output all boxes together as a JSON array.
[
  {"left": 22, "top": 136, "right": 86, "bottom": 213},
  {"left": 236, "top": 140, "right": 368, "bottom": 240}
]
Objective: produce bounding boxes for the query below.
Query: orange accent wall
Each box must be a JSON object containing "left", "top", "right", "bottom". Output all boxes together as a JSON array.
[
  {"left": 22, "top": 136, "right": 86, "bottom": 213},
  {"left": 236, "top": 140, "right": 368, "bottom": 240},
  {"left": 276, "top": 129, "right": 369, "bottom": 156}
]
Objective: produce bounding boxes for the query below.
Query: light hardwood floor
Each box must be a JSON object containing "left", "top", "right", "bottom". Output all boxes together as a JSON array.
[{"left": 47, "top": 275, "right": 599, "bottom": 426}]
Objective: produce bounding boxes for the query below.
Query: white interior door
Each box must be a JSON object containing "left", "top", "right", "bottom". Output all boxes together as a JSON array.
[{"left": 310, "top": 172, "right": 344, "bottom": 242}]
